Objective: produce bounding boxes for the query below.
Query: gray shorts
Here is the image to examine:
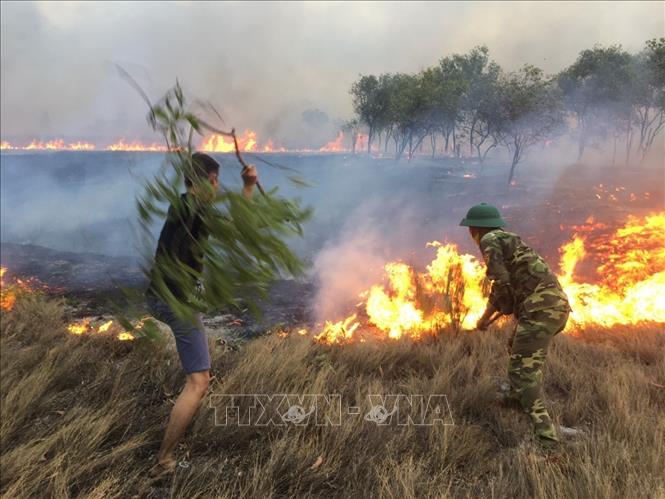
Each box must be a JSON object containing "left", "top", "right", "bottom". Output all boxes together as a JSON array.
[{"left": 146, "top": 295, "right": 211, "bottom": 374}]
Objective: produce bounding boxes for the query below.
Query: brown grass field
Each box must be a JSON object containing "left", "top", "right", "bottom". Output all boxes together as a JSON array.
[{"left": 1, "top": 292, "right": 664, "bottom": 498}]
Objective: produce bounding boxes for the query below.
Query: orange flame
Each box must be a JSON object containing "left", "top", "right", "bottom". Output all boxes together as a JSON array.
[
  {"left": 313, "top": 242, "right": 486, "bottom": 343},
  {"left": 261, "top": 139, "right": 287, "bottom": 153},
  {"left": 1, "top": 140, "right": 97, "bottom": 151},
  {"left": 319, "top": 131, "right": 345, "bottom": 153},
  {"left": 0, "top": 267, "right": 48, "bottom": 311},
  {"left": 200, "top": 130, "right": 261, "bottom": 153},
  {"left": 1, "top": 130, "right": 352, "bottom": 154},
  {"left": 0, "top": 267, "right": 17, "bottom": 311},
  {"left": 67, "top": 319, "right": 91, "bottom": 335},
  {"left": 559, "top": 212, "right": 665, "bottom": 327},
  {"left": 104, "top": 140, "right": 167, "bottom": 152},
  {"left": 66, "top": 318, "right": 136, "bottom": 341},
  {"left": 312, "top": 211, "right": 665, "bottom": 343}
]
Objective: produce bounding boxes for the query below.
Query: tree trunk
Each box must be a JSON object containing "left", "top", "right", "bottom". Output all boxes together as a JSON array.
[
  {"left": 625, "top": 127, "right": 633, "bottom": 165},
  {"left": 410, "top": 132, "right": 428, "bottom": 161},
  {"left": 508, "top": 146, "right": 520, "bottom": 185},
  {"left": 577, "top": 132, "right": 586, "bottom": 161},
  {"left": 367, "top": 127, "right": 373, "bottom": 155},
  {"left": 431, "top": 134, "right": 436, "bottom": 158},
  {"left": 479, "top": 142, "right": 496, "bottom": 168}
]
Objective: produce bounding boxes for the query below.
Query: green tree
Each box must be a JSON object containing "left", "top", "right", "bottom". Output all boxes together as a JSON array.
[
  {"left": 426, "top": 63, "right": 465, "bottom": 156},
  {"left": 558, "top": 45, "right": 635, "bottom": 160},
  {"left": 383, "top": 72, "right": 437, "bottom": 160},
  {"left": 632, "top": 38, "right": 665, "bottom": 161},
  {"left": 350, "top": 75, "right": 390, "bottom": 154},
  {"left": 341, "top": 118, "right": 361, "bottom": 154},
  {"left": 495, "top": 65, "right": 565, "bottom": 184},
  {"left": 458, "top": 47, "right": 501, "bottom": 158}
]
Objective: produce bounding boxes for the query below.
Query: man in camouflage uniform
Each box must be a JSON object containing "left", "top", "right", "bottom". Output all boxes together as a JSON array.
[{"left": 460, "top": 203, "right": 571, "bottom": 443}]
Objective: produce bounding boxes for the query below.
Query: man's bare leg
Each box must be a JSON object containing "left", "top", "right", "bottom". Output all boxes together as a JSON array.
[{"left": 157, "top": 370, "right": 210, "bottom": 469}]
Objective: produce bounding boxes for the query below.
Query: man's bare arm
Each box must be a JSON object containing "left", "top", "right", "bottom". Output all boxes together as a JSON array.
[{"left": 241, "top": 165, "right": 258, "bottom": 198}]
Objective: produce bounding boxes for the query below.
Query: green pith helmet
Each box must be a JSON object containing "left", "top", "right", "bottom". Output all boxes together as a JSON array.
[{"left": 459, "top": 203, "right": 507, "bottom": 228}]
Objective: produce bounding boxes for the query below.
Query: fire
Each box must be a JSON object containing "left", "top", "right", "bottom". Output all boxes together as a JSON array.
[
  {"left": 200, "top": 134, "right": 235, "bottom": 153},
  {"left": 319, "top": 131, "right": 345, "bottom": 153},
  {"left": 261, "top": 139, "right": 287, "bottom": 153},
  {"left": 311, "top": 212, "right": 665, "bottom": 344},
  {"left": 104, "top": 140, "right": 167, "bottom": 152},
  {"left": 69, "top": 141, "right": 96, "bottom": 151},
  {"left": 0, "top": 139, "right": 96, "bottom": 151},
  {"left": 0, "top": 267, "right": 17, "bottom": 311},
  {"left": 314, "top": 243, "right": 487, "bottom": 343},
  {"left": 67, "top": 319, "right": 91, "bottom": 335},
  {"left": 200, "top": 130, "right": 261, "bottom": 153},
  {"left": 1, "top": 130, "right": 355, "bottom": 154},
  {"left": 314, "top": 315, "right": 360, "bottom": 344},
  {"left": 66, "top": 318, "right": 135, "bottom": 341},
  {"left": 98, "top": 320, "right": 113, "bottom": 332},
  {"left": 0, "top": 267, "right": 49, "bottom": 311},
  {"left": 559, "top": 212, "right": 665, "bottom": 327}
]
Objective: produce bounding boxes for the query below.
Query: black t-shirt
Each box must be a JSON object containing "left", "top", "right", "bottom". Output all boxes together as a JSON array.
[{"left": 148, "top": 193, "right": 209, "bottom": 299}]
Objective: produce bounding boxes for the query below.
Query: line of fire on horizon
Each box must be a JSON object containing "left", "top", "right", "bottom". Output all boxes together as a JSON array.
[{"left": 0, "top": 130, "right": 361, "bottom": 154}]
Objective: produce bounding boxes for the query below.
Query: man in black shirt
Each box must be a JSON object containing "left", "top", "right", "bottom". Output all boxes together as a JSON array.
[{"left": 147, "top": 152, "right": 257, "bottom": 475}]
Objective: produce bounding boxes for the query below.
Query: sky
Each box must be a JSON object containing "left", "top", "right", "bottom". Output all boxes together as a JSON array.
[{"left": 1, "top": 1, "right": 663, "bottom": 147}]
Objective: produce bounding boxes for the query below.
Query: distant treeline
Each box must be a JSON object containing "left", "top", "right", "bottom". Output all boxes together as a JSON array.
[{"left": 346, "top": 39, "right": 664, "bottom": 182}]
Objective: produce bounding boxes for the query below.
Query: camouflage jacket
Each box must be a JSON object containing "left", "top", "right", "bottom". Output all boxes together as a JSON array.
[{"left": 479, "top": 230, "right": 569, "bottom": 317}]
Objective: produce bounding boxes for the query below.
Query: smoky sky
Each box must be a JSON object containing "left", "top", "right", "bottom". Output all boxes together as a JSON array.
[{"left": 1, "top": 1, "right": 663, "bottom": 146}]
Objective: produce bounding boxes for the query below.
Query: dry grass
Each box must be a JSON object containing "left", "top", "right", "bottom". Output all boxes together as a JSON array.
[{"left": 1, "top": 294, "right": 664, "bottom": 498}]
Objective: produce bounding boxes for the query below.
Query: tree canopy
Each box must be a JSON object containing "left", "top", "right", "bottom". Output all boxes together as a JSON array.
[{"left": 347, "top": 39, "right": 665, "bottom": 183}]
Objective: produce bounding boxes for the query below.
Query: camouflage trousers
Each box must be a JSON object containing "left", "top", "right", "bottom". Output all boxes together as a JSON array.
[{"left": 508, "top": 287, "right": 570, "bottom": 442}]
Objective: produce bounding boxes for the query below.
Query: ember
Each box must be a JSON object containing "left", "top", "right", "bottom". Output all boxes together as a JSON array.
[
  {"left": 66, "top": 318, "right": 135, "bottom": 341},
  {"left": 0, "top": 267, "right": 50, "bottom": 311},
  {"left": 0, "top": 267, "right": 16, "bottom": 311}
]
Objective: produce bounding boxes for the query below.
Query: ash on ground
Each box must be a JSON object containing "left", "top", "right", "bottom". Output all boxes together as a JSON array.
[{"left": 1, "top": 242, "right": 315, "bottom": 340}]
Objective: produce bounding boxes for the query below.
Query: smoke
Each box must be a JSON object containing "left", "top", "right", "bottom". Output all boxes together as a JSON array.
[
  {"left": 0, "top": 152, "right": 161, "bottom": 257},
  {"left": 310, "top": 197, "right": 435, "bottom": 322},
  {"left": 1, "top": 2, "right": 662, "bottom": 145}
]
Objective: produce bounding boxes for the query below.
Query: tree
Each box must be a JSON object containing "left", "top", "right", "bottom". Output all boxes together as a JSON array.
[
  {"left": 495, "top": 65, "right": 565, "bottom": 184},
  {"left": 382, "top": 72, "right": 438, "bottom": 160},
  {"left": 632, "top": 38, "right": 665, "bottom": 161},
  {"left": 342, "top": 118, "right": 361, "bottom": 154},
  {"left": 431, "top": 60, "right": 466, "bottom": 156},
  {"left": 558, "top": 45, "right": 635, "bottom": 160},
  {"left": 350, "top": 75, "right": 390, "bottom": 154},
  {"left": 454, "top": 47, "right": 501, "bottom": 159}
]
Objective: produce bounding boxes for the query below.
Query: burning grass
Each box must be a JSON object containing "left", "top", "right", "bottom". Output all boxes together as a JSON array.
[
  {"left": 1, "top": 293, "right": 664, "bottom": 498},
  {"left": 312, "top": 211, "right": 665, "bottom": 343}
]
